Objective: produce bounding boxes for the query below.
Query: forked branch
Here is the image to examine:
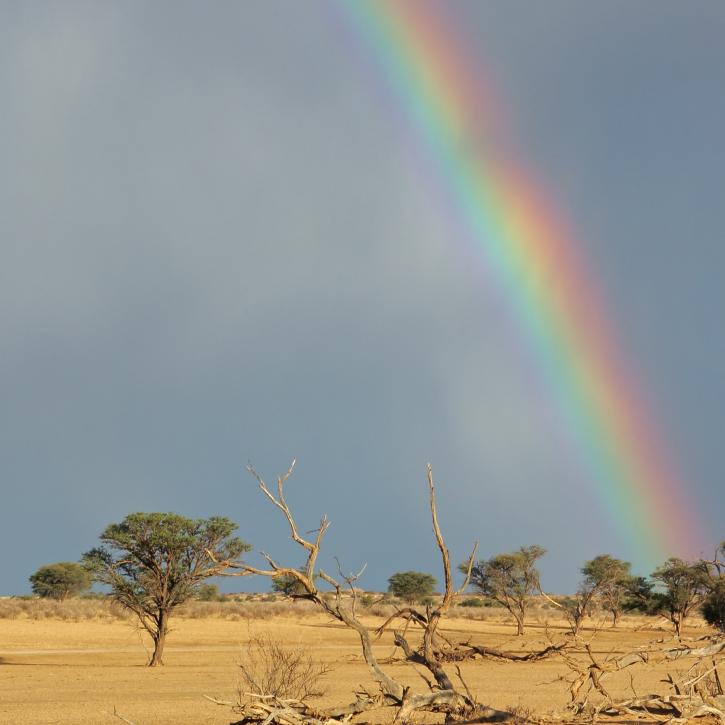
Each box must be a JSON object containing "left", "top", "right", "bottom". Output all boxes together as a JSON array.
[{"left": 217, "top": 460, "right": 508, "bottom": 724}]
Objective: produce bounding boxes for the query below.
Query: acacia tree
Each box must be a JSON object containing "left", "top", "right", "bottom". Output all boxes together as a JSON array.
[
  {"left": 702, "top": 541, "right": 725, "bottom": 633},
  {"left": 703, "top": 580, "right": 725, "bottom": 633},
  {"left": 82, "top": 512, "right": 248, "bottom": 666},
  {"left": 29, "top": 562, "right": 92, "bottom": 601},
  {"left": 566, "top": 555, "right": 631, "bottom": 635},
  {"left": 597, "top": 560, "right": 632, "bottom": 627},
  {"left": 651, "top": 557, "right": 709, "bottom": 638},
  {"left": 465, "top": 545, "right": 546, "bottom": 635},
  {"left": 387, "top": 571, "right": 437, "bottom": 604},
  {"left": 622, "top": 575, "right": 656, "bottom": 612}
]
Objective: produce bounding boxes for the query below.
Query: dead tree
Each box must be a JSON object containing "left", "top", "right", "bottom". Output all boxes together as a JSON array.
[{"left": 213, "top": 461, "right": 510, "bottom": 724}]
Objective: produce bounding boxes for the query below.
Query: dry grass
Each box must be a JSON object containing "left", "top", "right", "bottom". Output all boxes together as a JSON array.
[
  {"left": 177, "top": 599, "right": 319, "bottom": 620},
  {"left": 0, "top": 595, "right": 703, "bottom": 634},
  {"left": 0, "top": 596, "right": 322, "bottom": 623},
  {"left": 0, "top": 597, "right": 128, "bottom": 622}
]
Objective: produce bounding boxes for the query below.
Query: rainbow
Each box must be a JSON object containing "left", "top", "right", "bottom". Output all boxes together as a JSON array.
[{"left": 338, "top": 0, "right": 704, "bottom": 567}]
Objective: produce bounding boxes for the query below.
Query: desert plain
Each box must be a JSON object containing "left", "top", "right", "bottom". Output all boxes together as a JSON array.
[{"left": 0, "top": 598, "right": 720, "bottom": 725}]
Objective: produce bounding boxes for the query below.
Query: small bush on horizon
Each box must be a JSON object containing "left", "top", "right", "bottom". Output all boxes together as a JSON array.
[
  {"left": 387, "top": 571, "right": 437, "bottom": 604},
  {"left": 29, "top": 562, "right": 92, "bottom": 601},
  {"left": 195, "top": 583, "right": 224, "bottom": 602},
  {"left": 460, "top": 597, "right": 484, "bottom": 607}
]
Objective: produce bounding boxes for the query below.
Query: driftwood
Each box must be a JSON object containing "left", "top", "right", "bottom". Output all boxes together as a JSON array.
[
  {"left": 555, "top": 634, "right": 725, "bottom": 722},
  {"left": 666, "top": 640, "right": 725, "bottom": 660},
  {"left": 210, "top": 461, "right": 511, "bottom": 724},
  {"left": 228, "top": 693, "right": 365, "bottom": 725},
  {"left": 441, "top": 641, "right": 567, "bottom": 663},
  {"left": 375, "top": 600, "right": 566, "bottom": 665}
]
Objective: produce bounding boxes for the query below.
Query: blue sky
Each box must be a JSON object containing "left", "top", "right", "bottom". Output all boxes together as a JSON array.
[{"left": 1, "top": 1, "right": 723, "bottom": 595}]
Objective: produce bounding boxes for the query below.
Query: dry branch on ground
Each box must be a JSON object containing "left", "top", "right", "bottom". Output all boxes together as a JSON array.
[{"left": 555, "top": 633, "right": 725, "bottom": 722}]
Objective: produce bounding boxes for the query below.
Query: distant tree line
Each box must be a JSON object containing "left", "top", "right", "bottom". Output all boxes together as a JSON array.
[
  {"left": 451, "top": 542, "right": 725, "bottom": 638},
  {"left": 28, "top": 509, "right": 724, "bottom": 670}
]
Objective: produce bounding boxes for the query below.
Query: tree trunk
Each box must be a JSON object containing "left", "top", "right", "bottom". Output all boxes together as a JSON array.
[
  {"left": 515, "top": 610, "right": 525, "bottom": 636},
  {"left": 149, "top": 609, "right": 169, "bottom": 666},
  {"left": 673, "top": 612, "right": 683, "bottom": 639},
  {"left": 611, "top": 609, "right": 620, "bottom": 627}
]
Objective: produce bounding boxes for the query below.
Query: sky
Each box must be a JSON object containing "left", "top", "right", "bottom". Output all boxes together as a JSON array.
[{"left": 1, "top": 0, "right": 723, "bottom": 595}]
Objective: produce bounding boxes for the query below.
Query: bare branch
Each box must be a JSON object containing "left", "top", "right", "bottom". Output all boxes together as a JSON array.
[
  {"left": 110, "top": 707, "right": 140, "bottom": 725},
  {"left": 203, "top": 694, "right": 233, "bottom": 706},
  {"left": 456, "top": 540, "right": 479, "bottom": 596},
  {"left": 427, "top": 464, "right": 453, "bottom": 612},
  {"left": 538, "top": 586, "right": 565, "bottom": 609},
  {"left": 666, "top": 641, "right": 725, "bottom": 659},
  {"left": 227, "top": 460, "right": 513, "bottom": 724}
]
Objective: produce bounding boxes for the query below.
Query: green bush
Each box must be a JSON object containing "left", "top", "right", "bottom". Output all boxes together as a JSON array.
[
  {"left": 460, "top": 598, "right": 484, "bottom": 607},
  {"left": 29, "top": 562, "right": 92, "bottom": 601},
  {"left": 195, "top": 583, "right": 224, "bottom": 602},
  {"left": 387, "top": 571, "right": 437, "bottom": 604},
  {"left": 702, "top": 581, "right": 725, "bottom": 632}
]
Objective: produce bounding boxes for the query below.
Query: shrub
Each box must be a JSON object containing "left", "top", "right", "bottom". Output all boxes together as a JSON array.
[
  {"left": 238, "top": 632, "right": 331, "bottom": 702},
  {"left": 387, "top": 571, "right": 436, "bottom": 604},
  {"left": 195, "top": 583, "right": 224, "bottom": 601},
  {"left": 460, "top": 597, "right": 484, "bottom": 607},
  {"left": 702, "top": 580, "right": 725, "bottom": 632},
  {"left": 29, "top": 562, "right": 92, "bottom": 601}
]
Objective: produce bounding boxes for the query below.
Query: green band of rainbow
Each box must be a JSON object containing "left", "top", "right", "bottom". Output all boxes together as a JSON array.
[{"left": 339, "top": 0, "right": 704, "bottom": 566}]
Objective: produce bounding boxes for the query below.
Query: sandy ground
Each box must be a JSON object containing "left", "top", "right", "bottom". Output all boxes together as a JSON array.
[{"left": 0, "top": 611, "right": 716, "bottom": 724}]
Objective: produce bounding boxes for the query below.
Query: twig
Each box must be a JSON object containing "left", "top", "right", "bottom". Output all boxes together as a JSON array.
[
  {"left": 204, "top": 694, "right": 234, "bottom": 706},
  {"left": 110, "top": 707, "right": 139, "bottom": 725}
]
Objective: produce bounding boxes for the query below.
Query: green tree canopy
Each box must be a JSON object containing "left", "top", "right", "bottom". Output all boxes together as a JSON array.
[
  {"left": 387, "top": 571, "right": 437, "bottom": 604},
  {"left": 701, "top": 540, "right": 725, "bottom": 633},
  {"left": 195, "top": 583, "right": 223, "bottom": 602},
  {"left": 585, "top": 555, "right": 632, "bottom": 626},
  {"left": 29, "top": 562, "right": 92, "bottom": 601},
  {"left": 651, "top": 557, "right": 709, "bottom": 638},
  {"left": 83, "top": 512, "right": 248, "bottom": 665},
  {"left": 580, "top": 555, "right": 630, "bottom": 589},
  {"left": 272, "top": 569, "right": 315, "bottom": 597},
  {"left": 465, "top": 545, "right": 546, "bottom": 635},
  {"left": 702, "top": 579, "right": 725, "bottom": 633},
  {"left": 565, "top": 555, "right": 631, "bottom": 634}
]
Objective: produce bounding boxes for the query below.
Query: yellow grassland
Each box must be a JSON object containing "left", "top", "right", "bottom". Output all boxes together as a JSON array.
[{"left": 0, "top": 598, "right": 717, "bottom": 725}]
